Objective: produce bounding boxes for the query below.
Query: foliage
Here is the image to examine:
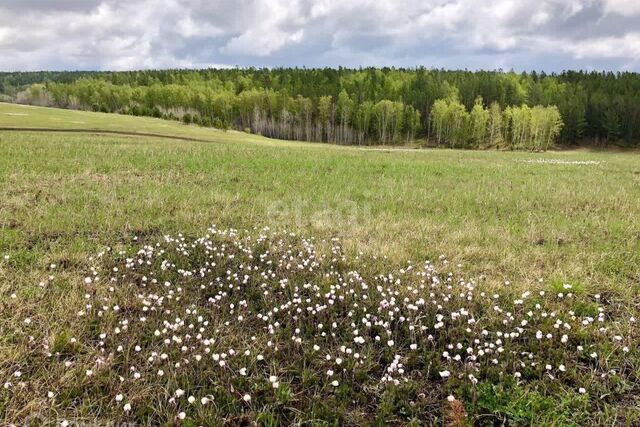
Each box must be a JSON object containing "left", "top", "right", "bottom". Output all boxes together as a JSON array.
[{"left": 3, "top": 67, "right": 639, "bottom": 149}]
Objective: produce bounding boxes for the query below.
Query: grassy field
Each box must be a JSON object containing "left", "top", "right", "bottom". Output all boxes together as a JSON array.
[
  {"left": 0, "top": 102, "right": 272, "bottom": 144},
  {"left": 1, "top": 103, "right": 639, "bottom": 425}
]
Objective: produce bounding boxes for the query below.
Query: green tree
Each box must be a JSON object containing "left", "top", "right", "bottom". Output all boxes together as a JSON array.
[{"left": 469, "top": 97, "right": 489, "bottom": 147}]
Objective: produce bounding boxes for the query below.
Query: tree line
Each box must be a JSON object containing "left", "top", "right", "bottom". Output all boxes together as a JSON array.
[
  {"left": 429, "top": 88, "right": 563, "bottom": 150},
  {"left": 2, "top": 67, "right": 639, "bottom": 149}
]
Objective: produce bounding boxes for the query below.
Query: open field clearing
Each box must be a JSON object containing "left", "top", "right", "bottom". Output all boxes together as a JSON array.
[
  {"left": 1, "top": 105, "right": 639, "bottom": 425},
  {"left": 0, "top": 102, "right": 269, "bottom": 145}
]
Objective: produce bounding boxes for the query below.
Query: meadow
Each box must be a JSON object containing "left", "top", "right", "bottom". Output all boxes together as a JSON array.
[{"left": 0, "top": 102, "right": 639, "bottom": 425}]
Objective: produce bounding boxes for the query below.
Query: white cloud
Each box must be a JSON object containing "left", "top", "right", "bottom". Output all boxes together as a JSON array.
[
  {"left": 223, "top": 29, "right": 304, "bottom": 57},
  {"left": 562, "top": 32, "right": 640, "bottom": 59},
  {"left": 604, "top": 0, "right": 640, "bottom": 16},
  {"left": 220, "top": 0, "right": 306, "bottom": 57},
  {"left": 0, "top": 0, "right": 639, "bottom": 71},
  {"left": 175, "top": 16, "right": 223, "bottom": 39}
]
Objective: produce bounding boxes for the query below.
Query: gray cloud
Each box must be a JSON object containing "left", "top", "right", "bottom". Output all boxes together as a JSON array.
[{"left": 0, "top": 0, "right": 639, "bottom": 71}]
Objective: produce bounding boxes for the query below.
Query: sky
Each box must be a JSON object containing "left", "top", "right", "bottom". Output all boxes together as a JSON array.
[{"left": 1, "top": 0, "right": 639, "bottom": 72}]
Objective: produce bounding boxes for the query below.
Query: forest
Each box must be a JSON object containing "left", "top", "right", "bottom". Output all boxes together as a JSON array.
[{"left": 1, "top": 67, "right": 639, "bottom": 149}]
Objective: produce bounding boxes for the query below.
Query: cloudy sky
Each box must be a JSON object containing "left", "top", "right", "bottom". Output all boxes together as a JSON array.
[{"left": 1, "top": 0, "right": 639, "bottom": 72}]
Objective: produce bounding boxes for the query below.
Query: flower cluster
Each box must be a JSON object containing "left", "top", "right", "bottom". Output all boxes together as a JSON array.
[{"left": 5, "top": 226, "right": 637, "bottom": 423}]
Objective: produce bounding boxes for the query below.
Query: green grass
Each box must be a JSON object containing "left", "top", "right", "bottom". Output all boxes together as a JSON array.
[
  {"left": 0, "top": 102, "right": 270, "bottom": 144},
  {"left": 1, "top": 103, "right": 639, "bottom": 292},
  {"left": 0, "top": 104, "right": 639, "bottom": 425}
]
